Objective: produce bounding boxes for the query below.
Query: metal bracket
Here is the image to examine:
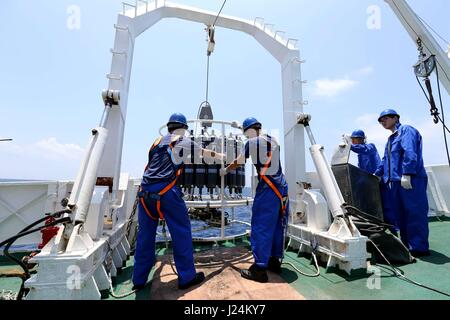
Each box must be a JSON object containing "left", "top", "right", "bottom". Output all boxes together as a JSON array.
[
  {"left": 253, "top": 17, "right": 264, "bottom": 27},
  {"left": 102, "top": 90, "right": 121, "bottom": 107},
  {"left": 274, "top": 30, "right": 285, "bottom": 39},
  {"left": 206, "top": 25, "right": 216, "bottom": 56},
  {"left": 114, "top": 24, "right": 129, "bottom": 31},
  {"left": 155, "top": 0, "right": 166, "bottom": 7},
  {"left": 297, "top": 113, "right": 311, "bottom": 126},
  {"left": 122, "top": 2, "right": 137, "bottom": 17},
  {"left": 286, "top": 38, "right": 298, "bottom": 49},
  {"left": 137, "top": 0, "right": 148, "bottom": 12},
  {"left": 292, "top": 79, "right": 307, "bottom": 85},
  {"left": 263, "top": 23, "right": 274, "bottom": 32},
  {"left": 293, "top": 100, "right": 308, "bottom": 106},
  {"left": 110, "top": 49, "right": 127, "bottom": 57},
  {"left": 106, "top": 74, "right": 123, "bottom": 81}
]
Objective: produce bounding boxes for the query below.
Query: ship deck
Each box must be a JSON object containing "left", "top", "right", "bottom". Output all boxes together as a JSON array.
[{"left": 1, "top": 217, "right": 450, "bottom": 300}]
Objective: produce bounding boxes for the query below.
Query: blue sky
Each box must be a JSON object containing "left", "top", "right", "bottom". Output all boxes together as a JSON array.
[{"left": 0, "top": 0, "right": 449, "bottom": 180}]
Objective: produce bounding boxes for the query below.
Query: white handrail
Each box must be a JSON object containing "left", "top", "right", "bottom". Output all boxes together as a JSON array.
[
  {"left": 122, "top": 2, "right": 137, "bottom": 17},
  {"left": 137, "top": 0, "right": 148, "bottom": 12}
]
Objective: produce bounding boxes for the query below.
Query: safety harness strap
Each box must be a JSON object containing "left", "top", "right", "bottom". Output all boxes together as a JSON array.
[
  {"left": 140, "top": 196, "right": 158, "bottom": 221},
  {"left": 140, "top": 135, "right": 184, "bottom": 220},
  {"left": 155, "top": 168, "right": 183, "bottom": 219},
  {"left": 144, "top": 136, "right": 163, "bottom": 171},
  {"left": 259, "top": 136, "right": 288, "bottom": 217}
]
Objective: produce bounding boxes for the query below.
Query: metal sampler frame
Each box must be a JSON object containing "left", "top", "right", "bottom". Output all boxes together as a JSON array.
[{"left": 158, "top": 118, "right": 254, "bottom": 241}]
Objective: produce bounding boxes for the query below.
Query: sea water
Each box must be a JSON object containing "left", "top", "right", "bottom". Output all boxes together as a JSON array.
[{"left": 156, "top": 188, "right": 253, "bottom": 242}]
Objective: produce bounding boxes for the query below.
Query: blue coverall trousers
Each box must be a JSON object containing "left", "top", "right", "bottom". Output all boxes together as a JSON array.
[
  {"left": 380, "top": 177, "right": 429, "bottom": 252},
  {"left": 132, "top": 182, "right": 196, "bottom": 287},
  {"left": 251, "top": 186, "right": 289, "bottom": 269}
]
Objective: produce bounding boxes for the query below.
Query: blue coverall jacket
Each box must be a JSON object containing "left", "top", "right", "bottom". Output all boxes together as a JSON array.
[
  {"left": 351, "top": 143, "right": 381, "bottom": 174},
  {"left": 374, "top": 123, "right": 429, "bottom": 252},
  {"left": 244, "top": 134, "right": 289, "bottom": 268}
]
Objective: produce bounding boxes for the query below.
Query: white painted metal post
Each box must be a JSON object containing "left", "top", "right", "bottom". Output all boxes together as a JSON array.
[
  {"left": 220, "top": 123, "right": 225, "bottom": 239},
  {"left": 281, "top": 52, "right": 306, "bottom": 202},
  {"left": 73, "top": 128, "right": 109, "bottom": 223},
  {"left": 310, "top": 144, "right": 346, "bottom": 218},
  {"left": 303, "top": 123, "right": 345, "bottom": 218},
  {"left": 69, "top": 132, "right": 98, "bottom": 207},
  {"left": 98, "top": 15, "right": 135, "bottom": 206}
]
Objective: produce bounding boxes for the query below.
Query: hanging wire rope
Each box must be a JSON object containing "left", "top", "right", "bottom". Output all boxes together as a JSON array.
[
  {"left": 391, "top": 1, "right": 450, "bottom": 85},
  {"left": 415, "top": 71, "right": 450, "bottom": 167},
  {"left": 195, "top": 0, "right": 228, "bottom": 136},
  {"left": 213, "top": 0, "right": 227, "bottom": 26},
  {"left": 435, "top": 67, "right": 450, "bottom": 167},
  {"left": 415, "top": 14, "right": 449, "bottom": 46},
  {"left": 204, "top": 0, "right": 227, "bottom": 105},
  {"left": 205, "top": 54, "right": 211, "bottom": 104}
]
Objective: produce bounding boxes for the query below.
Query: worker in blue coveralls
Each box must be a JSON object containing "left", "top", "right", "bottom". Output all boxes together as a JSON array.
[
  {"left": 374, "top": 109, "right": 430, "bottom": 257},
  {"left": 348, "top": 129, "right": 381, "bottom": 174},
  {"left": 221, "top": 117, "right": 289, "bottom": 283},
  {"left": 132, "top": 113, "right": 224, "bottom": 290}
]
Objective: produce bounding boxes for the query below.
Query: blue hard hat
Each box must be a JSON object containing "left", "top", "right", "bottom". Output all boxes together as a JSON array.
[
  {"left": 242, "top": 117, "right": 262, "bottom": 132},
  {"left": 167, "top": 113, "right": 188, "bottom": 127},
  {"left": 351, "top": 130, "right": 366, "bottom": 139},
  {"left": 378, "top": 109, "right": 400, "bottom": 122}
]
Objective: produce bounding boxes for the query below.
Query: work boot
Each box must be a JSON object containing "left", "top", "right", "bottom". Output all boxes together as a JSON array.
[
  {"left": 241, "top": 264, "right": 268, "bottom": 283},
  {"left": 410, "top": 250, "right": 430, "bottom": 258},
  {"left": 132, "top": 284, "right": 146, "bottom": 291},
  {"left": 178, "top": 272, "right": 205, "bottom": 290},
  {"left": 268, "top": 257, "right": 282, "bottom": 274}
]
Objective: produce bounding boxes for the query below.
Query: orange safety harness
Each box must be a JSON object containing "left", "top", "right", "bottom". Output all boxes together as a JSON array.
[
  {"left": 259, "top": 136, "right": 288, "bottom": 217},
  {"left": 140, "top": 135, "right": 184, "bottom": 221}
]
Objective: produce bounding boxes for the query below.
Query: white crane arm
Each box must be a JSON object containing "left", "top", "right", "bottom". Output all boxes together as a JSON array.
[{"left": 385, "top": 0, "right": 450, "bottom": 95}]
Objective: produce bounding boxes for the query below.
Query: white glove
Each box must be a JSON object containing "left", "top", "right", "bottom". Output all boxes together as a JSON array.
[
  {"left": 401, "top": 175, "right": 413, "bottom": 189},
  {"left": 339, "top": 134, "right": 352, "bottom": 148},
  {"left": 219, "top": 168, "right": 228, "bottom": 177}
]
